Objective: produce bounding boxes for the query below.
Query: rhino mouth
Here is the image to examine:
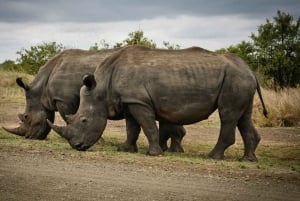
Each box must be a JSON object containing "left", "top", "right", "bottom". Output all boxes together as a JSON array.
[
  {"left": 26, "top": 119, "right": 50, "bottom": 139},
  {"left": 71, "top": 142, "right": 90, "bottom": 151}
]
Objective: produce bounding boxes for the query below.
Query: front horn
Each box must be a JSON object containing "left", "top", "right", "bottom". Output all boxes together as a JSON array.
[
  {"left": 2, "top": 125, "right": 26, "bottom": 136},
  {"left": 46, "top": 120, "right": 68, "bottom": 139}
]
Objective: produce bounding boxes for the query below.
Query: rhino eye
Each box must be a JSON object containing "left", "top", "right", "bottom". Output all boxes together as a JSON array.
[{"left": 80, "top": 117, "right": 88, "bottom": 123}]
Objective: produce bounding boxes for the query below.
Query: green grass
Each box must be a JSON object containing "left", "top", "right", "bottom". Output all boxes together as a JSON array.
[
  {"left": 1, "top": 128, "right": 299, "bottom": 174},
  {"left": 0, "top": 128, "right": 71, "bottom": 150}
]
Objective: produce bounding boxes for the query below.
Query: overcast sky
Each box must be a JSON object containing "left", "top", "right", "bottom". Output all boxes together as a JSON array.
[{"left": 0, "top": 0, "right": 299, "bottom": 62}]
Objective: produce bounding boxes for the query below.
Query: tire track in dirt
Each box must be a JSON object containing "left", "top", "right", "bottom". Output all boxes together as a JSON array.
[{"left": 1, "top": 149, "right": 299, "bottom": 201}]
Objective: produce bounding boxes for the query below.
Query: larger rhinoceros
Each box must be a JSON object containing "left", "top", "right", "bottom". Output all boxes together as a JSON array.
[
  {"left": 48, "top": 45, "right": 267, "bottom": 161},
  {"left": 3, "top": 48, "right": 185, "bottom": 152}
]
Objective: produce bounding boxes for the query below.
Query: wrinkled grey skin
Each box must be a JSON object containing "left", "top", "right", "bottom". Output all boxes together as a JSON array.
[
  {"left": 3, "top": 48, "right": 185, "bottom": 152},
  {"left": 49, "top": 46, "right": 267, "bottom": 161}
]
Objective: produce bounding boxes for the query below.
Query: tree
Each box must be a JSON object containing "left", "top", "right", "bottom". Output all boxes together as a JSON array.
[
  {"left": 114, "top": 30, "right": 157, "bottom": 48},
  {"left": 0, "top": 60, "right": 22, "bottom": 71},
  {"left": 251, "top": 10, "right": 300, "bottom": 88},
  {"left": 217, "top": 11, "right": 300, "bottom": 88},
  {"left": 16, "top": 42, "right": 64, "bottom": 74},
  {"left": 216, "top": 41, "right": 256, "bottom": 70},
  {"left": 163, "top": 41, "right": 181, "bottom": 50},
  {"left": 90, "top": 30, "right": 181, "bottom": 51},
  {"left": 89, "top": 39, "right": 111, "bottom": 51}
]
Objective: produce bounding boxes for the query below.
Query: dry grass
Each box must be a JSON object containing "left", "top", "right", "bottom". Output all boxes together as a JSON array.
[
  {"left": 253, "top": 88, "right": 300, "bottom": 127},
  {"left": 0, "top": 70, "right": 299, "bottom": 127},
  {"left": 0, "top": 70, "right": 34, "bottom": 99},
  {"left": 0, "top": 70, "right": 34, "bottom": 88}
]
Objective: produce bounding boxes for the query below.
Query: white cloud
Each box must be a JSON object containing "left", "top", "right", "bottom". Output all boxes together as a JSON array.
[{"left": 0, "top": 15, "right": 264, "bottom": 62}]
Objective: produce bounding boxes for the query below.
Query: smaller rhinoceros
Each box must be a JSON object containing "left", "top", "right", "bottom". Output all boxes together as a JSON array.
[
  {"left": 3, "top": 49, "right": 116, "bottom": 139},
  {"left": 3, "top": 48, "right": 185, "bottom": 152},
  {"left": 49, "top": 46, "right": 267, "bottom": 161}
]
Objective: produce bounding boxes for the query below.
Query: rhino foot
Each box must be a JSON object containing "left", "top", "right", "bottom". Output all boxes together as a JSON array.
[
  {"left": 146, "top": 145, "right": 163, "bottom": 156},
  {"left": 117, "top": 142, "right": 138, "bottom": 153},
  {"left": 168, "top": 145, "right": 184, "bottom": 153},
  {"left": 243, "top": 154, "right": 258, "bottom": 162},
  {"left": 208, "top": 150, "right": 225, "bottom": 160},
  {"left": 159, "top": 142, "right": 168, "bottom": 152}
]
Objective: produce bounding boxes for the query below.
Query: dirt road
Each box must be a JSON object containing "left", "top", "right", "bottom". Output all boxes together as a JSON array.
[
  {"left": 0, "top": 146, "right": 299, "bottom": 201},
  {"left": 1, "top": 122, "right": 300, "bottom": 201}
]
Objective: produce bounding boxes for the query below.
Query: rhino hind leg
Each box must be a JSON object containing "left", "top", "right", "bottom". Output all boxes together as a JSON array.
[
  {"left": 159, "top": 124, "right": 170, "bottom": 152},
  {"left": 167, "top": 125, "right": 185, "bottom": 153},
  {"left": 159, "top": 122, "right": 185, "bottom": 152},
  {"left": 237, "top": 105, "right": 261, "bottom": 162}
]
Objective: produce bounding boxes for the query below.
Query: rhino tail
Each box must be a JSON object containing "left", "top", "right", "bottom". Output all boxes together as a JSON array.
[{"left": 255, "top": 76, "right": 268, "bottom": 117}]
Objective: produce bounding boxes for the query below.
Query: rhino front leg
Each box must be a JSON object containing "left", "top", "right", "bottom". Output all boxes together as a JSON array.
[
  {"left": 128, "top": 104, "right": 163, "bottom": 156},
  {"left": 56, "top": 101, "right": 78, "bottom": 122},
  {"left": 208, "top": 120, "right": 237, "bottom": 160},
  {"left": 117, "top": 112, "right": 140, "bottom": 153}
]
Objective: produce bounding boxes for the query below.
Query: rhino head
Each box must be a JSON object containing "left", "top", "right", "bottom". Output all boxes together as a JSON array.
[
  {"left": 3, "top": 78, "right": 55, "bottom": 139},
  {"left": 48, "top": 74, "right": 107, "bottom": 151}
]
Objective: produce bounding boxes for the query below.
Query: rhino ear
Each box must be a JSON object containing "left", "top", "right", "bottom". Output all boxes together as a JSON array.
[
  {"left": 16, "top": 77, "right": 29, "bottom": 91},
  {"left": 83, "top": 74, "right": 96, "bottom": 90}
]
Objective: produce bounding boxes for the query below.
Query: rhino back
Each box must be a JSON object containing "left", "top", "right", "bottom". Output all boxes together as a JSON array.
[
  {"left": 97, "top": 46, "right": 256, "bottom": 124},
  {"left": 44, "top": 49, "right": 118, "bottom": 111}
]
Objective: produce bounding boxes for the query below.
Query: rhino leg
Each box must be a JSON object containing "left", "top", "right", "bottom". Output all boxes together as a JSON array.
[
  {"left": 159, "top": 122, "right": 185, "bottom": 153},
  {"left": 56, "top": 101, "right": 78, "bottom": 122},
  {"left": 238, "top": 105, "right": 260, "bottom": 162},
  {"left": 169, "top": 125, "right": 185, "bottom": 153},
  {"left": 208, "top": 121, "right": 237, "bottom": 160},
  {"left": 127, "top": 104, "right": 163, "bottom": 156},
  {"left": 117, "top": 112, "right": 140, "bottom": 153},
  {"left": 159, "top": 123, "right": 170, "bottom": 151}
]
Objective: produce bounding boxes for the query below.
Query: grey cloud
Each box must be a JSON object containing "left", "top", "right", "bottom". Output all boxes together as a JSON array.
[{"left": 0, "top": 0, "right": 299, "bottom": 23}]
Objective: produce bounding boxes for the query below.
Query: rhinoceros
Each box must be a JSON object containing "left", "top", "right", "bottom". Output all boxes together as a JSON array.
[
  {"left": 48, "top": 45, "right": 267, "bottom": 161},
  {"left": 3, "top": 48, "right": 186, "bottom": 152},
  {"left": 3, "top": 49, "right": 117, "bottom": 139}
]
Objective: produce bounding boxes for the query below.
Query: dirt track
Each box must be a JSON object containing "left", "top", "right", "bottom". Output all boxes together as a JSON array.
[
  {"left": 0, "top": 145, "right": 299, "bottom": 201},
  {"left": 1, "top": 122, "right": 300, "bottom": 201}
]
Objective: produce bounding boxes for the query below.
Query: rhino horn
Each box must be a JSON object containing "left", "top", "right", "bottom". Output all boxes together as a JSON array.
[
  {"left": 46, "top": 119, "right": 67, "bottom": 139},
  {"left": 2, "top": 126, "right": 26, "bottom": 136}
]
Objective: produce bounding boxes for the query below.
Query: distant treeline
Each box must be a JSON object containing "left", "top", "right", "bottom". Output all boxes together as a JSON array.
[{"left": 1, "top": 10, "right": 299, "bottom": 89}]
